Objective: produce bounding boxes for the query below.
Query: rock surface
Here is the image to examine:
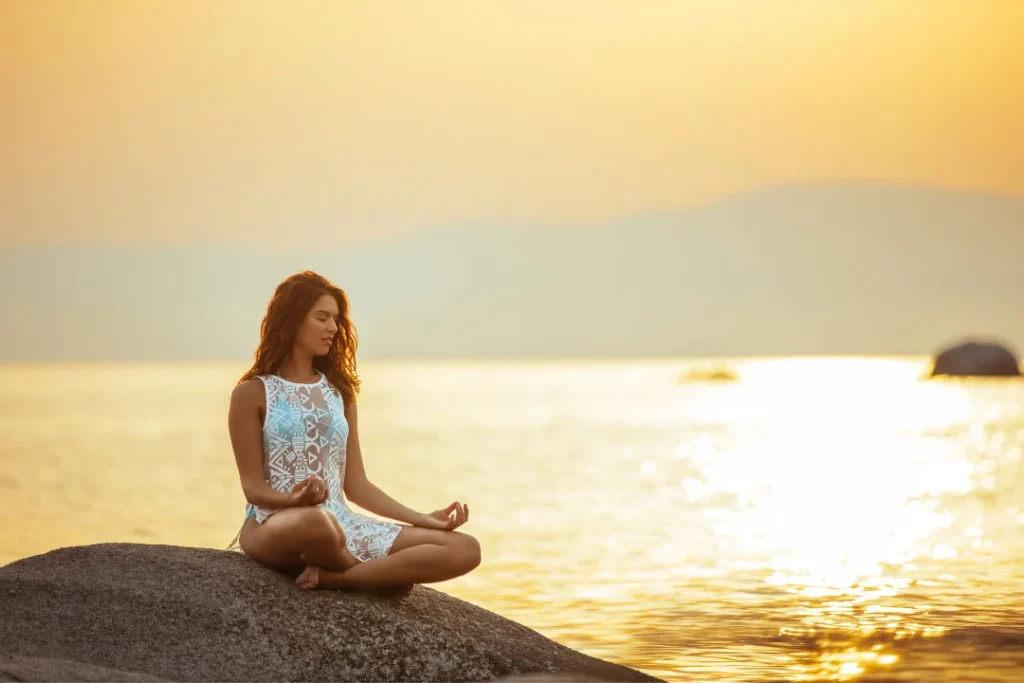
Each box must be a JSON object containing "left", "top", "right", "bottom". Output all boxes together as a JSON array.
[
  {"left": 930, "top": 340, "right": 1022, "bottom": 377},
  {"left": 0, "top": 655, "right": 167, "bottom": 682},
  {"left": 0, "top": 544, "right": 660, "bottom": 682}
]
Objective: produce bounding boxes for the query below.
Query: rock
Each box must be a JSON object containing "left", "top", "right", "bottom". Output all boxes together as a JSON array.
[
  {"left": 0, "top": 655, "right": 168, "bottom": 682},
  {"left": 492, "top": 676, "right": 612, "bottom": 682},
  {"left": 679, "top": 366, "right": 738, "bottom": 383},
  {"left": 930, "top": 340, "right": 1022, "bottom": 378},
  {"left": 0, "top": 544, "right": 660, "bottom": 683}
]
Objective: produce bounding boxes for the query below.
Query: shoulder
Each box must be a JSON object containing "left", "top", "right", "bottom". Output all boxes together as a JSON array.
[
  {"left": 322, "top": 377, "right": 349, "bottom": 404},
  {"left": 231, "top": 378, "right": 267, "bottom": 408}
]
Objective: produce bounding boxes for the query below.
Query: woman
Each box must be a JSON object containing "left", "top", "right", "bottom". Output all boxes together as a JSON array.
[{"left": 226, "top": 271, "right": 481, "bottom": 590}]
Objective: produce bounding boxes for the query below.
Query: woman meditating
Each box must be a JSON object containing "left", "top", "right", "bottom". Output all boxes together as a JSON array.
[{"left": 226, "top": 271, "right": 481, "bottom": 590}]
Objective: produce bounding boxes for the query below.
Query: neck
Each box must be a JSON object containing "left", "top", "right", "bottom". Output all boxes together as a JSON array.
[{"left": 278, "top": 349, "right": 318, "bottom": 382}]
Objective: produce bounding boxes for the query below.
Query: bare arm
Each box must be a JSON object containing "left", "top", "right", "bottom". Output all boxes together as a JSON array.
[
  {"left": 229, "top": 379, "right": 295, "bottom": 510},
  {"left": 342, "top": 400, "right": 425, "bottom": 525}
]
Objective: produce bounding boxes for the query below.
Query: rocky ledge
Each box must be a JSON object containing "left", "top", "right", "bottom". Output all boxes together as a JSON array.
[{"left": 0, "top": 543, "right": 660, "bottom": 682}]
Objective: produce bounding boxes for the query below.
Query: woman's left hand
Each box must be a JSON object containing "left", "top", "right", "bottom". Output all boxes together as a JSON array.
[{"left": 414, "top": 501, "right": 469, "bottom": 530}]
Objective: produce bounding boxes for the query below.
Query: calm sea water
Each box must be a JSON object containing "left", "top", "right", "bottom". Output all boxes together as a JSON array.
[{"left": 2, "top": 358, "right": 1023, "bottom": 682}]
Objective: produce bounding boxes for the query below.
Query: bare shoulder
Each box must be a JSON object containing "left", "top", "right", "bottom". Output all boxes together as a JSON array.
[{"left": 231, "top": 378, "right": 266, "bottom": 409}]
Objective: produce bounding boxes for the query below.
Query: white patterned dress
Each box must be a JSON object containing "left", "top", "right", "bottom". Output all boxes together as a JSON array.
[{"left": 227, "top": 372, "right": 402, "bottom": 562}]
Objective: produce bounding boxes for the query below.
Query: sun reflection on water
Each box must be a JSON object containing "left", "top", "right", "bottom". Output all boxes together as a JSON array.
[
  {"left": 675, "top": 357, "right": 1000, "bottom": 680},
  {"left": 409, "top": 357, "right": 1022, "bottom": 681}
]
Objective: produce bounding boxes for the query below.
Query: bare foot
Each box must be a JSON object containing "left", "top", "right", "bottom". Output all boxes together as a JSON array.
[{"left": 296, "top": 565, "right": 322, "bottom": 590}]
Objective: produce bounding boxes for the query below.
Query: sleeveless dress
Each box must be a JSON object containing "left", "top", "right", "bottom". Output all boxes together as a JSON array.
[{"left": 226, "top": 372, "right": 403, "bottom": 562}]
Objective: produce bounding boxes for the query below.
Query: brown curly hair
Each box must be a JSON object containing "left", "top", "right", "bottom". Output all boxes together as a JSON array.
[{"left": 238, "top": 271, "right": 361, "bottom": 405}]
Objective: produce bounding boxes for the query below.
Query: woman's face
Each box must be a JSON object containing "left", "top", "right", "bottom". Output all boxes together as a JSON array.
[{"left": 296, "top": 293, "right": 340, "bottom": 357}]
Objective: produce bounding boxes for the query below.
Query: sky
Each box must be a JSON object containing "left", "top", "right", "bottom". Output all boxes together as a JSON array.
[
  {"left": 2, "top": 0, "right": 1022, "bottom": 248},
  {"left": 1, "top": 1, "right": 1022, "bottom": 360}
]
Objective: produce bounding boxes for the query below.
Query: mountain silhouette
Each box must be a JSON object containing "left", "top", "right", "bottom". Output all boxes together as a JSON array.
[{"left": 1, "top": 184, "right": 1020, "bottom": 360}]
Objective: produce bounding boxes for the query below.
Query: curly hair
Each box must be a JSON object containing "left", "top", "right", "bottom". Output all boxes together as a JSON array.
[{"left": 239, "top": 271, "right": 361, "bottom": 405}]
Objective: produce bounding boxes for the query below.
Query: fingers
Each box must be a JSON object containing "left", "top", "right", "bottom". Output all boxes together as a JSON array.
[
  {"left": 308, "top": 477, "right": 324, "bottom": 504},
  {"left": 296, "top": 486, "right": 315, "bottom": 506},
  {"left": 293, "top": 476, "right": 328, "bottom": 506},
  {"left": 448, "top": 501, "right": 468, "bottom": 529},
  {"left": 424, "top": 503, "right": 470, "bottom": 530},
  {"left": 312, "top": 477, "right": 328, "bottom": 504},
  {"left": 429, "top": 508, "right": 455, "bottom": 530},
  {"left": 300, "top": 478, "right": 317, "bottom": 503},
  {"left": 291, "top": 479, "right": 312, "bottom": 505}
]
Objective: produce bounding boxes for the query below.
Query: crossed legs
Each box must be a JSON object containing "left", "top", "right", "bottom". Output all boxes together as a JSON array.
[
  {"left": 238, "top": 508, "right": 481, "bottom": 590},
  {"left": 296, "top": 524, "right": 482, "bottom": 589}
]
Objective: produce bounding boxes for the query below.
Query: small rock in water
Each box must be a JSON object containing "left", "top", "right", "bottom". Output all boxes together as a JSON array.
[{"left": 930, "top": 339, "right": 1022, "bottom": 378}]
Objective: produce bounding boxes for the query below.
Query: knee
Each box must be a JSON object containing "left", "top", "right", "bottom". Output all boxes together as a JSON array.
[
  {"left": 454, "top": 533, "right": 482, "bottom": 571},
  {"left": 291, "top": 507, "right": 345, "bottom": 545}
]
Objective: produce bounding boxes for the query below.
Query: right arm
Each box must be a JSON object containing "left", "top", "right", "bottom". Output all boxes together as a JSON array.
[{"left": 228, "top": 379, "right": 298, "bottom": 510}]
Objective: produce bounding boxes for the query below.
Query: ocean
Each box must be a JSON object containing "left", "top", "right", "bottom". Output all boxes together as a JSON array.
[{"left": 2, "top": 357, "right": 1023, "bottom": 682}]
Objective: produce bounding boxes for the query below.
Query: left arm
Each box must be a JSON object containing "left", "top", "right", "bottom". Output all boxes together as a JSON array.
[{"left": 341, "top": 400, "right": 426, "bottom": 525}]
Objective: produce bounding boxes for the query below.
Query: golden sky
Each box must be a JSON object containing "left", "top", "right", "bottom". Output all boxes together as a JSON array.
[{"left": 2, "top": 0, "right": 1022, "bottom": 247}]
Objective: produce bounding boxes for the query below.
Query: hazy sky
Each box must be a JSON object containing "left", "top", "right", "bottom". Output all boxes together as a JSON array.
[{"left": 2, "top": 0, "right": 1022, "bottom": 248}]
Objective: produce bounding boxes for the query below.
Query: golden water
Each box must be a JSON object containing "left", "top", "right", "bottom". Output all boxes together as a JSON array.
[{"left": 2, "top": 358, "right": 1023, "bottom": 682}]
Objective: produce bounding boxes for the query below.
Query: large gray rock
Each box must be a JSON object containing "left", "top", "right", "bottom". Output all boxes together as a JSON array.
[
  {"left": 930, "top": 340, "right": 1022, "bottom": 377},
  {"left": 0, "top": 544, "right": 660, "bottom": 683}
]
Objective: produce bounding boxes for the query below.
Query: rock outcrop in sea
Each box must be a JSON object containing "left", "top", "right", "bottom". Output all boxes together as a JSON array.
[{"left": 930, "top": 339, "right": 1022, "bottom": 377}]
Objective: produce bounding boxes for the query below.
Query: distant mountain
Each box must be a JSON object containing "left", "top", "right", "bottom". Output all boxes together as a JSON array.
[{"left": 1, "top": 184, "right": 1021, "bottom": 360}]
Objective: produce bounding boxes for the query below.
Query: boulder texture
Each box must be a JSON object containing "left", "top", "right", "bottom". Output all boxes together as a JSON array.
[
  {"left": 0, "top": 544, "right": 660, "bottom": 683},
  {"left": 930, "top": 340, "right": 1022, "bottom": 378}
]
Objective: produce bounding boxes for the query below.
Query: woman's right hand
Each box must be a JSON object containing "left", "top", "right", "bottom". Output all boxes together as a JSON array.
[{"left": 285, "top": 475, "right": 329, "bottom": 507}]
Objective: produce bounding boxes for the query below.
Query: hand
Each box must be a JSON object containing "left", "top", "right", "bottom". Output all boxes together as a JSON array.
[
  {"left": 414, "top": 501, "right": 469, "bottom": 530},
  {"left": 285, "top": 475, "right": 329, "bottom": 507}
]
